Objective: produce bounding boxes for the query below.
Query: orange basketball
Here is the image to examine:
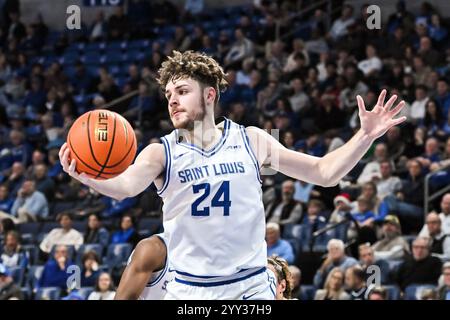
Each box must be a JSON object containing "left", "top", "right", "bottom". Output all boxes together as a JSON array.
[{"left": 67, "top": 109, "right": 137, "bottom": 179}]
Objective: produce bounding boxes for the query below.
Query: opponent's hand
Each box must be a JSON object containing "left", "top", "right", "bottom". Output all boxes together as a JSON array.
[
  {"left": 356, "top": 89, "right": 406, "bottom": 140},
  {"left": 59, "top": 142, "right": 91, "bottom": 185}
]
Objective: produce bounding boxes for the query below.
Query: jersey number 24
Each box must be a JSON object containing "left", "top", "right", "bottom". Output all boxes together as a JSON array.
[{"left": 191, "top": 181, "right": 231, "bottom": 216}]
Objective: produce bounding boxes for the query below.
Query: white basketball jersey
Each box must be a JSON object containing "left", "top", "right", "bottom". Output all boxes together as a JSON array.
[{"left": 157, "top": 117, "right": 267, "bottom": 278}]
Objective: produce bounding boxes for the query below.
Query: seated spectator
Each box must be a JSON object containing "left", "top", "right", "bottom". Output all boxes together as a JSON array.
[
  {"left": 357, "top": 44, "right": 382, "bottom": 77},
  {"left": 301, "top": 199, "right": 327, "bottom": 231},
  {"left": 437, "top": 262, "right": 450, "bottom": 300},
  {"left": 87, "top": 272, "right": 115, "bottom": 300},
  {"left": 383, "top": 159, "right": 425, "bottom": 231},
  {"left": 328, "top": 4, "right": 355, "bottom": 41},
  {"left": 329, "top": 193, "right": 353, "bottom": 224},
  {"left": 224, "top": 28, "right": 254, "bottom": 69},
  {"left": 428, "top": 137, "right": 450, "bottom": 190},
  {"left": 374, "top": 160, "right": 402, "bottom": 200},
  {"left": 408, "top": 85, "right": 429, "bottom": 125},
  {"left": 358, "top": 243, "right": 390, "bottom": 284},
  {"left": 265, "top": 180, "right": 302, "bottom": 229},
  {"left": 0, "top": 179, "right": 48, "bottom": 223},
  {"left": 33, "top": 163, "right": 55, "bottom": 202},
  {"left": 266, "top": 222, "right": 295, "bottom": 265},
  {"left": 38, "top": 245, "right": 75, "bottom": 290},
  {"left": 313, "top": 239, "right": 358, "bottom": 288},
  {"left": 416, "top": 137, "right": 441, "bottom": 169},
  {"left": 372, "top": 215, "right": 410, "bottom": 261},
  {"left": 39, "top": 212, "right": 83, "bottom": 255},
  {"left": 435, "top": 78, "right": 450, "bottom": 119},
  {"left": 0, "top": 263, "right": 23, "bottom": 300},
  {"left": 357, "top": 143, "right": 388, "bottom": 185},
  {"left": 81, "top": 251, "right": 101, "bottom": 288},
  {"left": 314, "top": 267, "right": 350, "bottom": 300},
  {"left": 420, "top": 212, "right": 450, "bottom": 260},
  {"left": 6, "top": 162, "right": 26, "bottom": 197},
  {"left": 267, "top": 256, "right": 293, "bottom": 300},
  {"left": 0, "top": 185, "right": 14, "bottom": 215},
  {"left": 395, "top": 237, "right": 442, "bottom": 290},
  {"left": 0, "top": 230, "right": 28, "bottom": 269},
  {"left": 420, "top": 193, "right": 450, "bottom": 236},
  {"left": 110, "top": 214, "right": 140, "bottom": 248},
  {"left": 288, "top": 265, "right": 302, "bottom": 299},
  {"left": 345, "top": 265, "right": 371, "bottom": 300},
  {"left": 354, "top": 182, "right": 389, "bottom": 220},
  {"left": 89, "top": 11, "right": 107, "bottom": 42},
  {"left": 368, "top": 286, "right": 387, "bottom": 300},
  {"left": 347, "top": 196, "right": 377, "bottom": 245},
  {"left": 84, "top": 213, "right": 109, "bottom": 248}
]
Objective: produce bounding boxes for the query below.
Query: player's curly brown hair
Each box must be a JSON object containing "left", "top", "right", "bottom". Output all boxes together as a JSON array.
[
  {"left": 156, "top": 51, "right": 228, "bottom": 105},
  {"left": 268, "top": 256, "right": 293, "bottom": 299}
]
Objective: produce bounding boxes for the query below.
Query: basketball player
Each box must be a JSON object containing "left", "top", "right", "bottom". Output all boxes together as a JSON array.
[
  {"left": 115, "top": 233, "right": 174, "bottom": 300},
  {"left": 267, "top": 256, "right": 293, "bottom": 300},
  {"left": 59, "top": 50, "right": 406, "bottom": 300}
]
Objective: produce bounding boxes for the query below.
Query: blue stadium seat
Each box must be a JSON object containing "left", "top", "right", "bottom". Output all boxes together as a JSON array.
[
  {"left": 103, "top": 50, "right": 124, "bottom": 64},
  {"left": 123, "top": 50, "right": 145, "bottom": 63},
  {"left": 82, "top": 52, "right": 104, "bottom": 65},
  {"left": 40, "top": 222, "right": 60, "bottom": 234},
  {"left": 105, "top": 243, "right": 133, "bottom": 268},
  {"left": 35, "top": 232, "right": 48, "bottom": 244},
  {"left": 106, "top": 41, "right": 127, "bottom": 51},
  {"left": 84, "top": 42, "right": 105, "bottom": 52},
  {"left": 76, "top": 244, "right": 104, "bottom": 264},
  {"left": 35, "top": 287, "right": 61, "bottom": 300},
  {"left": 20, "top": 233, "right": 34, "bottom": 244},
  {"left": 404, "top": 284, "right": 437, "bottom": 300},
  {"left": 18, "top": 222, "right": 41, "bottom": 236},
  {"left": 72, "top": 221, "right": 86, "bottom": 233},
  {"left": 22, "top": 245, "right": 39, "bottom": 265},
  {"left": 127, "top": 39, "right": 150, "bottom": 51},
  {"left": 299, "top": 285, "right": 317, "bottom": 300},
  {"left": 78, "top": 287, "right": 94, "bottom": 299},
  {"left": 27, "top": 265, "right": 44, "bottom": 289},
  {"left": 384, "top": 285, "right": 401, "bottom": 300},
  {"left": 10, "top": 266, "right": 25, "bottom": 286},
  {"left": 108, "top": 64, "right": 122, "bottom": 76},
  {"left": 61, "top": 51, "right": 80, "bottom": 65}
]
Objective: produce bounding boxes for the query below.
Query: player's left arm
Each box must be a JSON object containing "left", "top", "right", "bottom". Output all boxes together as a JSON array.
[
  {"left": 115, "top": 236, "right": 167, "bottom": 300},
  {"left": 247, "top": 90, "right": 406, "bottom": 187}
]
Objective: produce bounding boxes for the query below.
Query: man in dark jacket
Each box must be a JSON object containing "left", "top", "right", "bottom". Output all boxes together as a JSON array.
[{"left": 396, "top": 237, "right": 442, "bottom": 290}]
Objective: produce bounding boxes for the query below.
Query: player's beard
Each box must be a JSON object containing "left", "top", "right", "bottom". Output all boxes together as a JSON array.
[{"left": 172, "top": 96, "right": 206, "bottom": 131}]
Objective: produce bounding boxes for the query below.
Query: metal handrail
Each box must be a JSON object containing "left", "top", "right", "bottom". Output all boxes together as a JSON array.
[{"left": 424, "top": 162, "right": 450, "bottom": 215}]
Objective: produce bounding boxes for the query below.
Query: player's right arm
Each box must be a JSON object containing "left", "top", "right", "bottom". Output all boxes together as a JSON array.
[
  {"left": 115, "top": 236, "right": 167, "bottom": 300},
  {"left": 59, "top": 142, "right": 165, "bottom": 201}
]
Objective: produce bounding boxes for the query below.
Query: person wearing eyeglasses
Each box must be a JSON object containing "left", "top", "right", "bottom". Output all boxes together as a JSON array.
[
  {"left": 395, "top": 237, "right": 442, "bottom": 290},
  {"left": 421, "top": 212, "right": 450, "bottom": 260},
  {"left": 314, "top": 267, "right": 350, "bottom": 300}
]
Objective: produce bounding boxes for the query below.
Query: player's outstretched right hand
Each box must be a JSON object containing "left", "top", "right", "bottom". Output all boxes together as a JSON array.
[{"left": 59, "top": 142, "right": 91, "bottom": 184}]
